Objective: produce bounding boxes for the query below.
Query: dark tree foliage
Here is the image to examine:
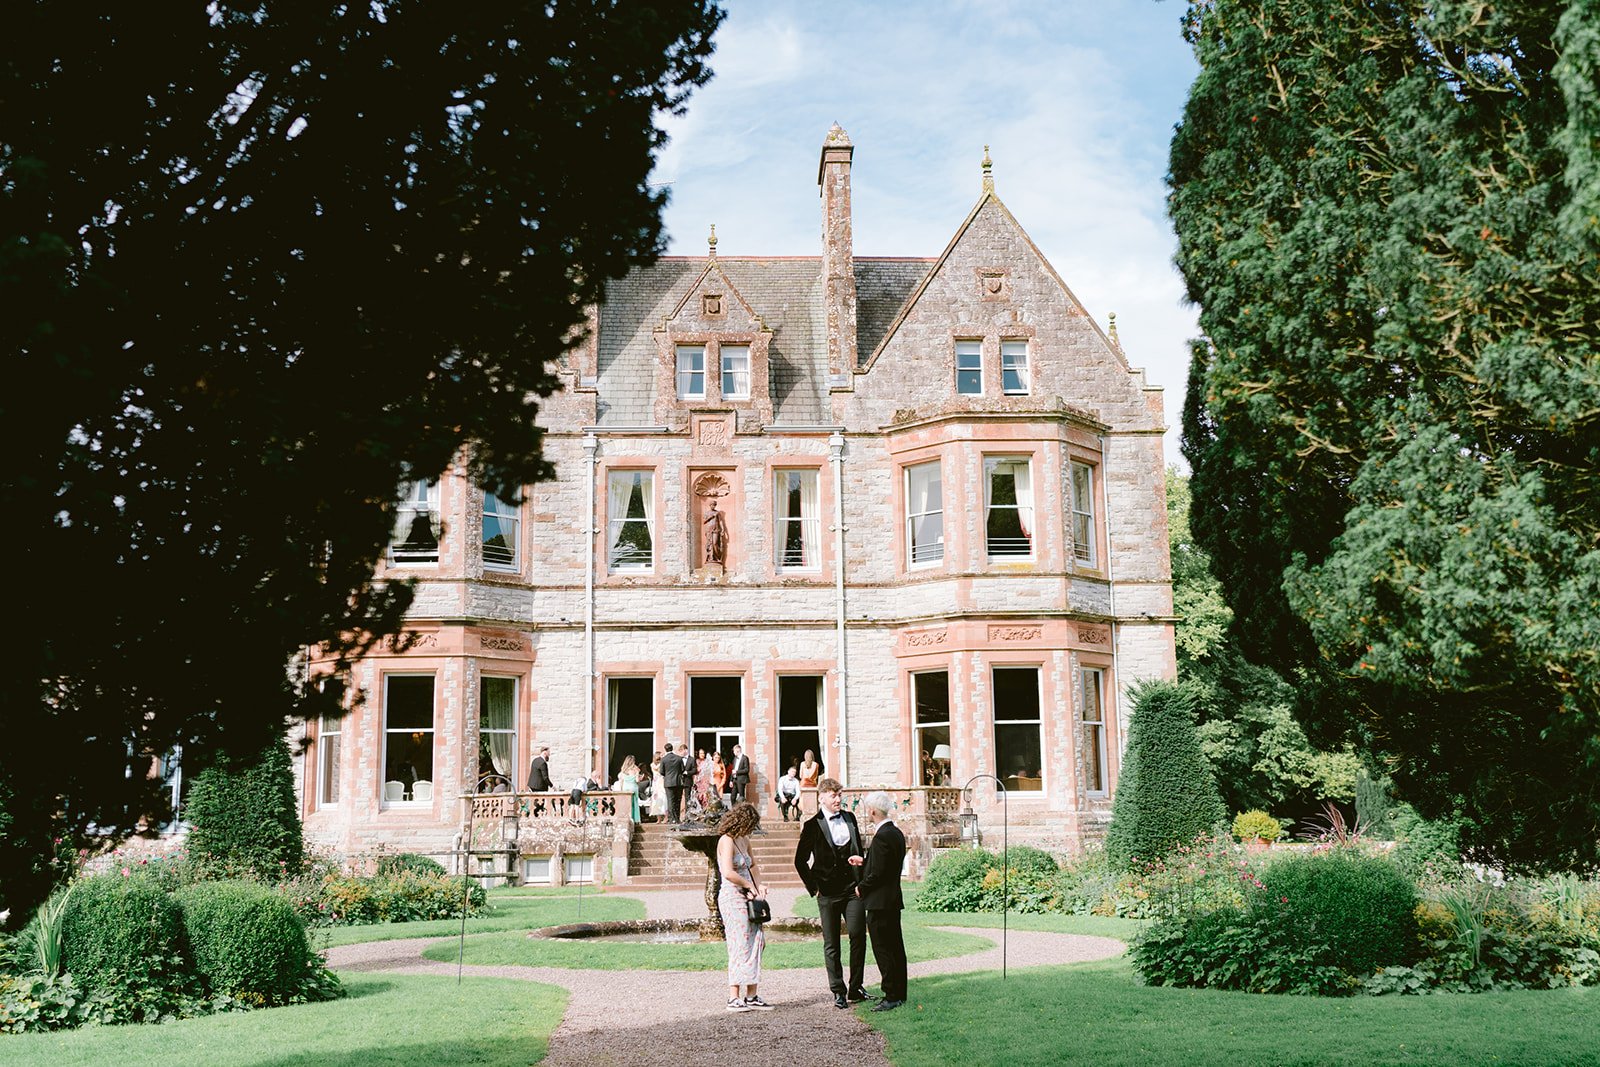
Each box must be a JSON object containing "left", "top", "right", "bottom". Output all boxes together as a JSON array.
[
  {"left": 0, "top": 0, "right": 722, "bottom": 924},
  {"left": 1105, "top": 680, "right": 1226, "bottom": 869},
  {"left": 1172, "top": 0, "right": 1600, "bottom": 869},
  {"left": 184, "top": 736, "right": 305, "bottom": 879}
]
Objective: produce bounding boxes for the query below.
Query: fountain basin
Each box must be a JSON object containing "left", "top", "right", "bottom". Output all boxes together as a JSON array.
[{"left": 532, "top": 917, "right": 823, "bottom": 944}]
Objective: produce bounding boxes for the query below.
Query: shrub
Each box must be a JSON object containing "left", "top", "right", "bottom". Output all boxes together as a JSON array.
[
  {"left": 184, "top": 737, "right": 305, "bottom": 880},
  {"left": 1232, "top": 809, "right": 1282, "bottom": 843},
  {"left": 1260, "top": 850, "right": 1418, "bottom": 975},
  {"left": 998, "top": 846, "right": 1059, "bottom": 876},
  {"left": 912, "top": 848, "right": 997, "bottom": 913},
  {"left": 1389, "top": 806, "right": 1463, "bottom": 881},
  {"left": 292, "top": 870, "right": 486, "bottom": 927},
  {"left": 0, "top": 974, "right": 115, "bottom": 1034},
  {"left": 1105, "top": 680, "right": 1226, "bottom": 869},
  {"left": 58, "top": 873, "right": 198, "bottom": 1022},
  {"left": 179, "top": 880, "right": 329, "bottom": 1005},
  {"left": 376, "top": 852, "right": 447, "bottom": 878},
  {"left": 1133, "top": 905, "right": 1360, "bottom": 996}
]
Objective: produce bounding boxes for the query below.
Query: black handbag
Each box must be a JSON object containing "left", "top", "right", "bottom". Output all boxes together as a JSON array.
[{"left": 746, "top": 896, "right": 772, "bottom": 924}]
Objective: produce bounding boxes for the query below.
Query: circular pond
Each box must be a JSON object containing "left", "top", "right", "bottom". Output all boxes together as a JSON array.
[{"left": 532, "top": 917, "right": 823, "bottom": 944}]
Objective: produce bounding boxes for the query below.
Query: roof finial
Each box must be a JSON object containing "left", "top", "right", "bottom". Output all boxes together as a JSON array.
[
  {"left": 1107, "top": 312, "right": 1121, "bottom": 350},
  {"left": 708, "top": 223, "right": 717, "bottom": 259},
  {"left": 982, "top": 145, "right": 994, "bottom": 193}
]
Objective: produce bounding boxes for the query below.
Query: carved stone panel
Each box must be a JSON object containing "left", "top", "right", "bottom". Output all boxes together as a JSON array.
[{"left": 988, "top": 625, "right": 1042, "bottom": 642}]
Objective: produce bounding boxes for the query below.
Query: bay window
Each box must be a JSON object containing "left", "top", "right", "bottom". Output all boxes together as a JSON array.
[
  {"left": 1071, "top": 461, "right": 1096, "bottom": 565},
  {"left": 391, "top": 479, "right": 440, "bottom": 564},
  {"left": 905, "top": 460, "right": 945, "bottom": 565},
  {"left": 985, "top": 457, "right": 1034, "bottom": 558},
  {"left": 482, "top": 490, "right": 520, "bottom": 570}
]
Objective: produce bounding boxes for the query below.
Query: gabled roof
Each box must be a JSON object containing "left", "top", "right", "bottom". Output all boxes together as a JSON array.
[
  {"left": 594, "top": 257, "right": 930, "bottom": 425},
  {"left": 858, "top": 191, "right": 1131, "bottom": 374}
]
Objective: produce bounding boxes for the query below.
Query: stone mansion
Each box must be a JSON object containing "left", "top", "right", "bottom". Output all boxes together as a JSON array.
[{"left": 294, "top": 125, "right": 1176, "bottom": 867}]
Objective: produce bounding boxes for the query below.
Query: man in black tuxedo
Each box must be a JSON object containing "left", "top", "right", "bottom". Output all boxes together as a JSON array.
[
  {"left": 661, "top": 742, "right": 686, "bottom": 824},
  {"left": 525, "top": 745, "right": 552, "bottom": 816},
  {"left": 794, "top": 777, "right": 869, "bottom": 1009},
  {"left": 856, "top": 791, "right": 907, "bottom": 1011},
  {"left": 729, "top": 744, "right": 751, "bottom": 805}
]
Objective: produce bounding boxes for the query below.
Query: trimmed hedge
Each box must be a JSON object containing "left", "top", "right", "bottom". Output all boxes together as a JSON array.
[
  {"left": 998, "top": 846, "right": 1059, "bottom": 877},
  {"left": 184, "top": 737, "right": 304, "bottom": 879},
  {"left": 1262, "top": 851, "right": 1419, "bottom": 975},
  {"left": 58, "top": 874, "right": 197, "bottom": 1021},
  {"left": 1105, "top": 680, "right": 1226, "bottom": 869},
  {"left": 912, "top": 848, "right": 997, "bottom": 913},
  {"left": 178, "top": 880, "right": 318, "bottom": 1005},
  {"left": 375, "top": 852, "right": 447, "bottom": 878}
]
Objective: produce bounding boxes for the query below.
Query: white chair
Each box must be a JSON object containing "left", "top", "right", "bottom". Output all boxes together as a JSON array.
[
  {"left": 411, "top": 780, "right": 433, "bottom": 802},
  {"left": 383, "top": 780, "right": 406, "bottom": 802}
]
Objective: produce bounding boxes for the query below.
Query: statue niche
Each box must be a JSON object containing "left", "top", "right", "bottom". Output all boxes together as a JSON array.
[{"left": 693, "top": 473, "right": 733, "bottom": 572}]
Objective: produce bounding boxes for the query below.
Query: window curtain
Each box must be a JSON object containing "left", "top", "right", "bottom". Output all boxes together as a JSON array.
[
  {"left": 799, "top": 470, "right": 819, "bottom": 565},
  {"left": 637, "top": 471, "right": 654, "bottom": 536},
  {"left": 484, "top": 682, "right": 514, "bottom": 776},
  {"left": 607, "top": 472, "right": 632, "bottom": 556},
  {"left": 1013, "top": 461, "right": 1033, "bottom": 539}
]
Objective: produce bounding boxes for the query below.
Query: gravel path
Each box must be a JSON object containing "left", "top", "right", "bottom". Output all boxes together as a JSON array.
[{"left": 327, "top": 891, "right": 1126, "bottom": 1067}]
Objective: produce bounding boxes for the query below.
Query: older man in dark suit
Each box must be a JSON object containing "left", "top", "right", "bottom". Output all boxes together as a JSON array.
[{"left": 856, "top": 790, "right": 907, "bottom": 1011}]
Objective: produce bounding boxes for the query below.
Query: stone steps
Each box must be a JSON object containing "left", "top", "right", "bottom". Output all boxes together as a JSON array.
[{"left": 626, "top": 822, "right": 808, "bottom": 888}]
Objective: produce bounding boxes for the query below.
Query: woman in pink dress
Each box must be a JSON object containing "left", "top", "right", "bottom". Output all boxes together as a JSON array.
[{"left": 694, "top": 747, "right": 713, "bottom": 811}]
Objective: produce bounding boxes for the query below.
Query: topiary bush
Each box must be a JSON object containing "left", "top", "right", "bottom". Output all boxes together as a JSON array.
[
  {"left": 1232, "top": 809, "right": 1283, "bottom": 843},
  {"left": 184, "top": 736, "right": 305, "bottom": 880},
  {"left": 178, "top": 880, "right": 332, "bottom": 1006},
  {"left": 1105, "top": 680, "right": 1226, "bottom": 869},
  {"left": 58, "top": 873, "right": 198, "bottom": 1022},
  {"left": 375, "top": 852, "right": 447, "bottom": 878},
  {"left": 912, "top": 847, "right": 997, "bottom": 912},
  {"left": 1260, "top": 850, "right": 1419, "bottom": 975}
]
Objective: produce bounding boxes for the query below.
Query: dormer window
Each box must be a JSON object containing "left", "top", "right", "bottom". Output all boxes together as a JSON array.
[
  {"left": 721, "top": 345, "right": 751, "bottom": 398},
  {"left": 956, "top": 340, "right": 983, "bottom": 395},
  {"left": 1002, "top": 341, "right": 1030, "bottom": 394},
  {"left": 676, "top": 345, "right": 706, "bottom": 399}
]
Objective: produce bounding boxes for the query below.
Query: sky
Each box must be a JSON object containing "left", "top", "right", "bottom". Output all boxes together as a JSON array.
[{"left": 654, "top": 0, "right": 1202, "bottom": 466}]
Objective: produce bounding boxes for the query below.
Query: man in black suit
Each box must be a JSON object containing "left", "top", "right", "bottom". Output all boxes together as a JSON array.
[
  {"left": 794, "top": 777, "right": 869, "bottom": 1009},
  {"left": 661, "top": 742, "right": 686, "bottom": 824},
  {"left": 525, "top": 745, "right": 552, "bottom": 816},
  {"left": 729, "top": 744, "right": 751, "bottom": 805},
  {"left": 680, "top": 746, "right": 698, "bottom": 818},
  {"left": 856, "top": 790, "right": 907, "bottom": 1011}
]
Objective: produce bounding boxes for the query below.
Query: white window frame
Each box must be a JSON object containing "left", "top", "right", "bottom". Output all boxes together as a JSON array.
[
  {"left": 606, "top": 676, "right": 656, "bottom": 784},
  {"left": 391, "top": 479, "right": 441, "bottom": 565},
  {"left": 774, "top": 468, "right": 821, "bottom": 571},
  {"left": 607, "top": 470, "right": 655, "bottom": 572},
  {"left": 905, "top": 460, "right": 945, "bottom": 566},
  {"left": 912, "top": 670, "right": 952, "bottom": 786},
  {"left": 1001, "top": 340, "right": 1030, "bottom": 395},
  {"left": 522, "top": 856, "right": 553, "bottom": 885},
  {"left": 721, "top": 344, "right": 751, "bottom": 399},
  {"left": 676, "top": 345, "right": 706, "bottom": 399},
  {"left": 317, "top": 713, "right": 341, "bottom": 808},
  {"left": 984, "top": 455, "right": 1035, "bottom": 559},
  {"left": 564, "top": 854, "right": 595, "bottom": 884},
  {"left": 1080, "top": 667, "right": 1109, "bottom": 795},
  {"left": 992, "top": 665, "right": 1044, "bottom": 794},
  {"left": 1071, "top": 461, "right": 1096, "bottom": 566},
  {"left": 382, "top": 673, "right": 436, "bottom": 805},
  {"left": 479, "top": 675, "right": 518, "bottom": 790},
  {"left": 777, "top": 674, "right": 825, "bottom": 772},
  {"left": 956, "top": 340, "right": 983, "bottom": 395},
  {"left": 482, "top": 489, "right": 520, "bottom": 571}
]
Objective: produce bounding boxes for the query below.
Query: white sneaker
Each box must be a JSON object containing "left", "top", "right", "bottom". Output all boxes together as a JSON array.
[{"left": 725, "top": 997, "right": 752, "bottom": 1013}]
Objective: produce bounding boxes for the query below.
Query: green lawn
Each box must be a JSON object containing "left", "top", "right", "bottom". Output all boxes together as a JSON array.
[
  {"left": 864, "top": 955, "right": 1600, "bottom": 1067},
  {"left": 314, "top": 888, "right": 644, "bottom": 946},
  {"left": 2, "top": 974, "right": 566, "bottom": 1067},
  {"left": 424, "top": 921, "right": 992, "bottom": 970}
]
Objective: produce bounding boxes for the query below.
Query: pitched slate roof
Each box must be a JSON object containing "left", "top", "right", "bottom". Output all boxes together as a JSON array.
[{"left": 594, "top": 257, "right": 932, "bottom": 426}]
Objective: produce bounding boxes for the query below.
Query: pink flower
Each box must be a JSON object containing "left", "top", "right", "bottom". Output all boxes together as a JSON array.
[
  {"left": 1281, "top": 896, "right": 1288, "bottom": 903},
  {"left": 121, "top": 867, "right": 131, "bottom": 877}
]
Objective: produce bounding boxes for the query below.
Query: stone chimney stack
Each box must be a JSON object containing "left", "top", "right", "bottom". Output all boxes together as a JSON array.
[{"left": 818, "top": 123, "right": 858, "bottom": 382}]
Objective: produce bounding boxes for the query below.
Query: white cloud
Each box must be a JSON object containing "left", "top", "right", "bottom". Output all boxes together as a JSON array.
[{"left": 655, "top": 0, "right": 1200, "bottom": 462}]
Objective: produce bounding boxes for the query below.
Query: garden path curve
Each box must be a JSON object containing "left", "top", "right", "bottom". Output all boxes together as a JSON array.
[{"left": 326, "top": 889, "right": 1125, "bottom": 1067}]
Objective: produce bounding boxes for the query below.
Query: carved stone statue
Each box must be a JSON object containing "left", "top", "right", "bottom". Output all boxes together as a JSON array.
[{"left": 702, "top": 499, "right": 728, "bottom": 565}]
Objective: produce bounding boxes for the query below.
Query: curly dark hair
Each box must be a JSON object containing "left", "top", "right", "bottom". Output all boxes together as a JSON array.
[{"left": 716, "top": 801, "right": 761, "bottom": 839}]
